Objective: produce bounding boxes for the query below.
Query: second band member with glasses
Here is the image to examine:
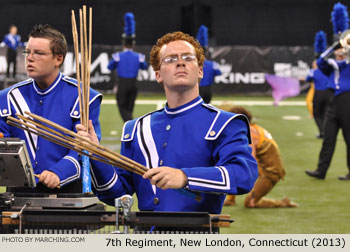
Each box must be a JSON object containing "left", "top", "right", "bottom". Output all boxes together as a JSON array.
[{"left": 0, "top": 24, "right": 102, "bottom": 193}]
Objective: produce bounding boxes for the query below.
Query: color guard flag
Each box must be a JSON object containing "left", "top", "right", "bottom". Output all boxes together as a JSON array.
[{"left": 265, "top": 74, "right": 300, "bottom": 106}]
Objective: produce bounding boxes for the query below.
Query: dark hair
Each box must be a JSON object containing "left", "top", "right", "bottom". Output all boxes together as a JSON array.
[
  {"left": 219, "top": 105, "right": 253, "bottom": 122},
  {"left": 150, "top": 31, "right": 205, "bottom": 71},
  {"left": 9, "top": 24, "right": 17, "bottom": 30},
  {"left": 122, "top": 34, "right": 135, "bottom": 48},
  {"left": 28, "top": 24, "right": 67, "bottom": 66}
]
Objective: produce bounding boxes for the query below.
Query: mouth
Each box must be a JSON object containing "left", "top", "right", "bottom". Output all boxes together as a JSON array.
[
  {"left": 175, "top": 71, "right": 187, "bottom": 76},
  {"left": 26, "top": 65, "right": 35, "bottom": 71}
]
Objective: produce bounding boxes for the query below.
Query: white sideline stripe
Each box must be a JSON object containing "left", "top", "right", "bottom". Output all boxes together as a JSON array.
[{"left": 102, "top": 99, "right": 306, "bottom": 106}]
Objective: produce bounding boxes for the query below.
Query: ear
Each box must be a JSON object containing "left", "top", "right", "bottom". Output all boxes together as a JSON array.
[
  {"left": 55, "top": 54, "right": 64, "bottom": 67},
  {"left": 198, "top": 66, "right": 203, "bottom": 79},
  {"left": 155, "top": 70, "right": 163, "bottom": 84}
]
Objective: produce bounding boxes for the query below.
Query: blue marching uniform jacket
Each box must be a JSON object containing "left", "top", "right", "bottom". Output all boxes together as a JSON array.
[
  {"left": 2, "top": 33, "right": 24, "bottom": 51},
  {"left": 199, "top": 60, "right": 221, "bottom": 87},
  {"left": 317, "top": 57, "right": 350, "bottom": 95},
  {"left": 91, "top": 96, "right": 258, "bottom": 213},
  {"left": 305, "top": 69, "right": 329, "bottom": 91},
  {"left": 107, "top": 49, "right": 148, "bottom": 78},
  {"left": 0, "top": 72, "right": 102, "bottom": 187}
]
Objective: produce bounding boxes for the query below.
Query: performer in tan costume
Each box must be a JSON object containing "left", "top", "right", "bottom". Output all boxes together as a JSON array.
[{"left": 222, "top": 106, "right": 298, "bottom": 208}]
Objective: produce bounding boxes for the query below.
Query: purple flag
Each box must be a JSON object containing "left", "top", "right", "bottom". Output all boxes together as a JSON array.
[{"left": 265, "top": 74, "right": 300, "bottom": 106}]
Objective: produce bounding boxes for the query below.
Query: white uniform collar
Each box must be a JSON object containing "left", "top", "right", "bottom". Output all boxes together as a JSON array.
[
  {"left": 32, "top": 72, "right": 63, "bottom": 96},
  {"left": 164, "top": 96, "right": 203, "bottom": 115}
]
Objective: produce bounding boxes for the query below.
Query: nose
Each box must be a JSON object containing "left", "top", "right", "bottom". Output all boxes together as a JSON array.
[
  {"left": 176, "top": 63, "right": 185, "bottom": 67},
  {"left": 176, "top": 58, "right": 186, "bottom": 67},
  {"left": 177, "top": 55, "right": 187, "bottom": 66},
  {"left": 26, "top": 53, "right": 35, "bottom": 61}
]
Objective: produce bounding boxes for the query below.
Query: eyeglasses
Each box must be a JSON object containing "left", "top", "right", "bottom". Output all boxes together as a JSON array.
[
  {"left": 22, "top": 50, "right": 53, "bottom": 58},
  {"left": 161, "top": 53, "right": 197, "bottom": 65}
]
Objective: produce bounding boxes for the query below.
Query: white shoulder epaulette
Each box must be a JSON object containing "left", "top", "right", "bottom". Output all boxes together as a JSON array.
[
  {"left": 61, "top": 76, "right": 103, "bottom": 119},
  {"left": 121, "top": 108, "right": 163, "bottom": 142},
  {"left": 0, "top": 79, "right": 32, "bottom": 117},
  {"left": 202, "top": 103, "right": 251, "bottom": 143}
]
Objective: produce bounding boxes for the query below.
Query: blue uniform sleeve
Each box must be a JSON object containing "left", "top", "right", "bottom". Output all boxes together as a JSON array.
[
  {"left": 18, "top": 35, "right": 24, "bottom": 47},
  {"left": 140, "top": 61, "right": 148, "bottom": 70},
  {"left": 89, "top": 160, "right": 121, "bottom": 206},
  {"left": 89, "top": 121, "right": 136, "bottom": 205},
  {"left": 0, "top": 114, "right": 11, "bottom": 137},
  {"left": 107, "top": 59, "right": 117, "bottom": 71},
  {"left": 305, "top": 69, "right": 314, "bottom": 82},
  {"left": 107, "top": 53, "right": 119, "bottom": 71},
  {"left": 181, "top": 118, "right": 258, "bottom": 195},
  {"left": 3, "top": 35, "right": 10, "bottom": 47},
  {"left": 139, "top": 53, "right": 148, "bottom": 70},
  {"left": 0, "top": 89, "right": 14, "bottom": 136},
  {"left": 90, "top": 145, "right": 136, "bottom": 206},
  {"left": 213, "top": 62, "right": 222, "bottom": 76},
  {"left": 47, "top": 95, "right": 102, "bottom": 187},
  {"left": 317, "top": 57, "right": 333, "bottom": 76}
]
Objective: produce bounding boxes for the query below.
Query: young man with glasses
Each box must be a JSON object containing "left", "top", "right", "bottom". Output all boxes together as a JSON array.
[
  {"left": 0, "top": 24, "right": 102, "bottom": 192},
  {"left": 77, "top": 31, "right": 257, "bottom": 213}
]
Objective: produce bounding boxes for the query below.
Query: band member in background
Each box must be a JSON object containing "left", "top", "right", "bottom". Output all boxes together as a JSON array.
[
  {"left": 305, "top": 31, "right": 331, "bottom": 139},
  {"left": 0, "top": 24, "right": 102, "bottom": 192},
  {"left": 305, "top": 3, "right": 350, "bottom": 180},
  {"left": 108, "top": 13, "right": 148, "bottom": 122},
  {"left": 1, "top": 24, "right": 25, "bottom": 78},
  {"left": 77, "top": 31, "right": 258, "bottom": 213},
  {"left": 196, "top": 25, "right": 221, "bottom": 104}
]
